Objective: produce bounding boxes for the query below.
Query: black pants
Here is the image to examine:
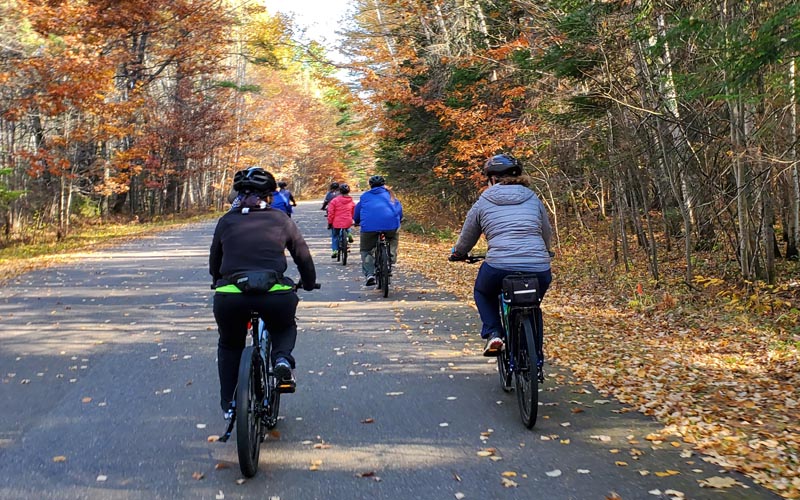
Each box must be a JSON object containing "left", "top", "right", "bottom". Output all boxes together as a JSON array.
[{"left": 213, "top": 291, "right": 299, "bottom": 411}]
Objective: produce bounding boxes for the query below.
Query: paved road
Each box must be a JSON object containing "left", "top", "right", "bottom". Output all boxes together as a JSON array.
[{"left": 0, "top": 202, "right": 775, "bottom": 499}]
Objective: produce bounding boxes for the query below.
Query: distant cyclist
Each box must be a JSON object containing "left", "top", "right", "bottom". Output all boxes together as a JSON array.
[
  {"left": 354, "top": 175, "right": 403, "bottom": 286},
  {"left": 270, "top": 185, "right": 293, "bottom": 217},
  {"left": 228, "top": 167, "right": 292, "bottom": 216},
  {"left": 320, "top": 182, "right": 340, "bottom": 212},
  {"left": 448, "top": 154, "right": 553, "bottom": 365},
  {"left": 277, "top": 181, "right": 297, "bottom": 207},
  {"left": 210, "top": 167, "right": 316, "bottom": 420},
  {"left": 327, "top": 183, "right": 355, "bottom": 259}
]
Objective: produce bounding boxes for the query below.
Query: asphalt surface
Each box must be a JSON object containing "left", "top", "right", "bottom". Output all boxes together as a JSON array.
[{"left": 0, "top": 201, "right": 776, "bottom": 500}]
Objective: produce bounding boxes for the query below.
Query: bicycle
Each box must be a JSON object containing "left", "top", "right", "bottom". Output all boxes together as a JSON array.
[
  {"left": 460, "top": 255, "right": 543, "bottom": 428},
  {"left": 218, "top": 282, "right": 320, "bottom": 477},
  {"left": 373, "top": 232, "right": 391, "bottom": 297},
  {"left": 335, "top": 228, "right": 349, "bottom": 266}
]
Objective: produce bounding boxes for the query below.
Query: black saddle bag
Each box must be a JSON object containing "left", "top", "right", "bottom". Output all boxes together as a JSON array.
[
  {"left": 501, "top": 274, "right": 541, "bottom": 307},
  {"left": 229, "top": 270, "right": 282, "bottom": 294}
]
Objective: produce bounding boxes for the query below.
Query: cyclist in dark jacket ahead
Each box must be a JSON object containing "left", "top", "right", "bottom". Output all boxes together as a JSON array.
[
  {"left": 449, "top": 154, "right": 553, "bottom": 366},
  {"left": 354, "top": 175, "right": 403, "bottom": 286},
  {"left": 210, "top": 167, "right": 316, "bottom": 419}
]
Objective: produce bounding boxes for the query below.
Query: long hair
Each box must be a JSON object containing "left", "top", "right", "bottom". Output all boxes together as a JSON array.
[{"left": 495, "top": 173, "right": 532, "bottom": 187}]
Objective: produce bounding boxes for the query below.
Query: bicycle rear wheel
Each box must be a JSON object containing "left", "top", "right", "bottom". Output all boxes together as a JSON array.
[
  {"left": 235, "top": 346, "right": 263, "bottom": 477},
  {"left": 380, "top": 244, "right": 390, "bottom": 298},
  {"left": 513, "top": 314, "right": 539, "bottom": 428},
  {"left": 340, "top": 232, "right": 348, "bottom": 266}
]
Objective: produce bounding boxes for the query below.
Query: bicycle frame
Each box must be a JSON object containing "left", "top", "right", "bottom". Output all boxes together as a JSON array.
[{"left": 374, "top": 232, "right": 391, "bottom": 297}]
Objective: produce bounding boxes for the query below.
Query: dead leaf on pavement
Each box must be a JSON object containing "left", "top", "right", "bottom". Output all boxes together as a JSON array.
[
  {"left": 699, "top": 476, "right": 741, "bottom": 489},
  {"left": 501, "top": 477, "right": 518, "bottom": 488},
  {"left": 192, "top": 471, "right": 204, "bottom": 480}
]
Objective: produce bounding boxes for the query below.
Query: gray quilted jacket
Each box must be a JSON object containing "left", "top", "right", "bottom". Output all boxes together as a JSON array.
[{"left": 454, "top": 184, "right": 552, "bottom": 271}]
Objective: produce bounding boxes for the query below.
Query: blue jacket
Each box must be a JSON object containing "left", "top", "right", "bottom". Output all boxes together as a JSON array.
[
  {"left": 271, "top": 191, "right": 293, "bottom": 216},
  {"left": 354, "top": 186, "right": 402, "bottom": 232}
]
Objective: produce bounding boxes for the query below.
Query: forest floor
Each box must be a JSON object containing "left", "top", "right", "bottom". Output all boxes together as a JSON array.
[{"left": 401, "top": 233, "right": 800, "bottom": 499}]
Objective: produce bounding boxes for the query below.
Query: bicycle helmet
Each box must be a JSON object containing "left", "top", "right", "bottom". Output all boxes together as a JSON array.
[
  {"left": 329, "top": 182, "right": 340, "bottom": 190},
  {"left": 339, "top": 183, "right": 351, "bottom": 195},
  {"left": 278, "top": 181, "right": 288, "bottom": 189},
  {"left": 368, "top": 175, "right": 385, "bottom": 188},
  {"left": 233, "top": 167, "right": 277, "bottom": 194},
  {"left": 484, "top": 154, "right": 522, "bottom": 178}
]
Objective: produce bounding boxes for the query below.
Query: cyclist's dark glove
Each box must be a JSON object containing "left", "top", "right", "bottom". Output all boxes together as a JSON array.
[
  {"left": 327, "top": 223, "right": 333, "bottom": 230},
  {"left": 449, "top": 251, "right": 467, "bottom": 262},
  {"left": 302, "top": 283, "right": 316, "bottom": 292}
]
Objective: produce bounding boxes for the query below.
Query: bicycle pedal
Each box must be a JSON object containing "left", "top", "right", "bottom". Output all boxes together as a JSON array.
[{"left": 277, "top": 381, "right": 296, "bottom": 393}]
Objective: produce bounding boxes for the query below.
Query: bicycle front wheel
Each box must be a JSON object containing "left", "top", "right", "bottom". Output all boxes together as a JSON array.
[
  {"left": 235, "top": 346, "right": 263, "bottom": 477},
  {"left": 340, "top": 233, "right": 348, "bottom": 266},
  {"left": 513, "top": 314, "right": 539, "bottom": 428}
]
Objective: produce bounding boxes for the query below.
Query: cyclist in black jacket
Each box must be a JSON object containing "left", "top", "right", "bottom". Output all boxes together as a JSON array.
[{"left": 210, "top": 167, "right": 316, "bottom": 419}]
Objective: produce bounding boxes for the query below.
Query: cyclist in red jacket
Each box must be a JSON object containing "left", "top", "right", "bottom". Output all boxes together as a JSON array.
[{"left": 326, "top": 183, "right": 355, "bottom": 259}]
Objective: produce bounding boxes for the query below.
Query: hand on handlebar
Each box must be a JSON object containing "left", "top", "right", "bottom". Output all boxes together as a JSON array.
[{"left": 448, "top": 251, "right": 467, "bottom": 262}]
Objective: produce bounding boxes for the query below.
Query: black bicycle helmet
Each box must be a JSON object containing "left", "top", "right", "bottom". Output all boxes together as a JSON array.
[
  {"left": 278, "top": 181, "right": 288, "bottom": 189},
  {"left": 368, "top": 175, "right": 385, "bottom": 188},
  {"left": 339, "top": 183, "right": 351, "bottom": 195},
  {"left": 329, "top": 182, "right": 340, "bottom": 190},
  {"left": 233, "top": 167, "right": 277, "bottom": 194},
  {"left": 484, "top": 154, "right": 522, "bottom": 178}
]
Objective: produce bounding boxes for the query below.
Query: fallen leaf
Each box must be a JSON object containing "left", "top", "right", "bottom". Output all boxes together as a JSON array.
[
  {"left": 52, "top": 456, "right": 67, "bottom": 463},
  {"left": 501, "top": 471, "right": 517, "bottom": 477},
  {"left": 655, "top": 470, "right": 680, "bottom": 477},
  {"left": 96, "top": 475, "right": 107, "bottom": 482},
  {"left": 235, "top": 478, "right": 246, "bottom": 485},
  {"left": 455, "top": 493, "right": 465, "bottom": 500},
  {"left": 699, "top": 476, "right": 740, "bottom": 489},
  {"left": 546, "top": 469, "right": 562, "bottom": 477},
  {"left": 81, "top": 397, "right": 92, "bottom": 403},
  {"left": 361, "top": 418, "right": 374, "bottom": 424},
  {"left": 590, "top": 435, "right": 612, "bottom": 442},
  {"left": 501, "top": 477, "right": 518, "bottom": 488},
  {"left": 207, "top": 435, "right": 220, "bottom": 442},
  {"left": 577, "top": 469, "right": 590, "bottom": 474},
  {"left": 615, "top": 461, "right": 628, "bottom": 467},
  {"left": 192, "top": 471, "right": 204, "bottom": 480},
  {"left": 214, "top": 462, "right": 230, "bottom": 470}
]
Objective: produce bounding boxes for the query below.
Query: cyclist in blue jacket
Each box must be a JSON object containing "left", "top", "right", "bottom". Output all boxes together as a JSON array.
[{"left": 354, "top": 175, "right": 403, "bottom": 286}]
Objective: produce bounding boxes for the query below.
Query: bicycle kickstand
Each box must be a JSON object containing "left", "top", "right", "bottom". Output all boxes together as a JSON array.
[{"left": 218, "top": 415, "right": 235, "bottom": 443}]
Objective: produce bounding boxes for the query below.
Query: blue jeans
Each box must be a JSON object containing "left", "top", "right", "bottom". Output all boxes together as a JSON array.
[
  {"left": 474, "top": 263, "right": 552, "bottom": 355},
  {"left": 331, "top": 228, "right": 347, "bottom": 251}
]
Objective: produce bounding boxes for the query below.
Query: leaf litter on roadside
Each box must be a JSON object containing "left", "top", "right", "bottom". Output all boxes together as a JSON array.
[{"left": 401, "top": 235, "right": 799, "bottom": 499}]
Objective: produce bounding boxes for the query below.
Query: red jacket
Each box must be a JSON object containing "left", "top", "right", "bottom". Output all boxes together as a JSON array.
[{"left": 327, "top": 195, "right": 355, "bottom": 229}]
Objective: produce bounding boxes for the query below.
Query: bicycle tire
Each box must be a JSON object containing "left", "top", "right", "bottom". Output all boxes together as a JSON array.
[
  {"left": 513, "top": 314, "right": 539, "bottom": 428},
  {"left": 235, "top": 346, "right": 262, "bottom": 477},
  {"left": 340, "top": 232, "right": 348, "bottom": 266},
  {"left": 380, "top": 244, "right": 390, "bottom": 298}
]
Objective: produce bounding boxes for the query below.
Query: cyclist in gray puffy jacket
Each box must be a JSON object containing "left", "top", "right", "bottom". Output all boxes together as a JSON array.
[{"left": 449, "top": 154, "right": 553, "bottom": 366}]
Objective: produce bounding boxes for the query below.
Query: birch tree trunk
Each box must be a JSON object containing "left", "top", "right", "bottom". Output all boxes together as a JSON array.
[{"left": 789, "top": 58, "right": 799, "bottom": 259}]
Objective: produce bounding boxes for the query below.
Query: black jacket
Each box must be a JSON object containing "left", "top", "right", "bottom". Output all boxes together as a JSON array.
[{"left": 210, "top": 207, "right": 316, "bottom": 290}]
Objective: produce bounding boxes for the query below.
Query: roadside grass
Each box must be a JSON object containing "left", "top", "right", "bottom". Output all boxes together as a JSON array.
[
  {"left": 400, "top": 231, "right": 800, "bottom": 498},
  {"left": 0, "top": 212, "right": 218, "bottom": 285}
]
